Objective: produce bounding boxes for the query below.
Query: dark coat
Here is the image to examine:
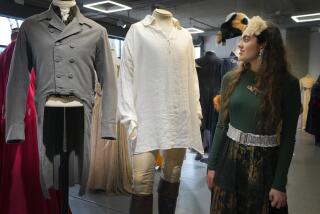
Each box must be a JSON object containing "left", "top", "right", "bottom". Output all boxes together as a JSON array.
[
  {"left": 196, "top": 52, "right": 223, "bottom": 149},
  {"left": 306, "top": 76, "right": 320, "bottom": 135}
]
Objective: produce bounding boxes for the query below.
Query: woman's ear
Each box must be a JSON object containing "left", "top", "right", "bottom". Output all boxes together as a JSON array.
[{"left": 259, "top": 42, "right": 267, "bottom": 51}]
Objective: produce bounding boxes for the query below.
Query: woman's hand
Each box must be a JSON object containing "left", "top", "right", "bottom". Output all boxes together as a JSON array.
[
  {"left": 269, "top": 188, "right": 287, "bottom": 209},
  {"left": 207, "top": 170, "right": 216, "bottom": 190}
]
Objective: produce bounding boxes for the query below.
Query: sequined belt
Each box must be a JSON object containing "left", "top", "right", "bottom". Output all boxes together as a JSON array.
[{"left": 226, "top": 124, "right": 279, "bottom": 147}]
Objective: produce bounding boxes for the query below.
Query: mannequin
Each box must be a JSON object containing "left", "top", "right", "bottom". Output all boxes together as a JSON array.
[
  {"left": 300, "top": 74, "right": 316, "bottom": 129},
  {"left": 196, "top": 51, "right": 223, "bottom": 156},
  {"left": 152, "top": 9, "right": 174, "bottom": 35},
  {"left": 6, "top": 0, "right": 117, "bottom": 209},
  {"left": 45, "top": 1, "right": 82, "bottom": 213},
  {"left": 119, "top": 8, "right": 202, "bottom": 214},
  {"left": 127, "top": 9, "right": 174, "bottom": 142}
]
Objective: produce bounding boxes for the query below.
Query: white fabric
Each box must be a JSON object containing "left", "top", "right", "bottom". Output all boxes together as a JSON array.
[
  {"left": 60, "top": 8, "right": 70, "bottom": 21},
  {"left": 118, "top": 15, "right": 203, "bottom": 154}
]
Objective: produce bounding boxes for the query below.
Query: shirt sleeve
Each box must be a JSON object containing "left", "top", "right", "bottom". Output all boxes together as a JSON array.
[
  {"left": 5, "top": 22, "right": 32, "bottom": 143},
  {"left": 208, "top": 72, "right": 233, "bottom": 170},
  {"left": 95, "top": 29, "right": 117, "bottom": 139},
  {"left": 118, "top": 26, "right": 138, "bottom": 126},
  {"left": 272, "top": 77, "right": 301, "bottom": 192}
]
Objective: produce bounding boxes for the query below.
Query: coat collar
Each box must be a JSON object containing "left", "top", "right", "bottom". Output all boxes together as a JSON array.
[
  {"left": 37, "top": 5, "right": 92, "bottom": 41},
  {"left": 141, "top": 15, "right": 182, "bottom": 30},
  {"left": 37, "top": 5, "right": 92, "bottom": 29}
]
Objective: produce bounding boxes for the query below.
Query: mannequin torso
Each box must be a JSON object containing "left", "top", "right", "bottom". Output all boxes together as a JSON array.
[{"left": 152, "top": 9, "right": 174, "bottom": 37}]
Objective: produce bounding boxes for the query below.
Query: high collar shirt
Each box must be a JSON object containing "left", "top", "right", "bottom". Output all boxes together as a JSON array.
[
  {"left": 118, "top": 15, "right": 203, "bottom": 154},
  {"left": 5, "top": 5, "right": 117, "bottom": 198}
]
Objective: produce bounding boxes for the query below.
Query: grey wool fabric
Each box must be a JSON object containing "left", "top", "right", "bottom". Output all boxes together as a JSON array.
[{"left": 5, "top": 5, "right": 117, "bottom": 198}]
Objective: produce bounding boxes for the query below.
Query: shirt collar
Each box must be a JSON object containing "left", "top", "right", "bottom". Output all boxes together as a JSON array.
[{"left": 141, "top": 15, "right": 182, "bottom": 30}]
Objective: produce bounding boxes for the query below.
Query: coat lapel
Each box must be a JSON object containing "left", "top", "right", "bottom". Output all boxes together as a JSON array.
[
  {"left": 56, "top": 17, "right": 83, "bottom": 42},
  {"left": 55, "top": 6, "right": 88, "bottom": 42},
  {"left": 48, "top": 7, "right": 65, "bottom": 32}
]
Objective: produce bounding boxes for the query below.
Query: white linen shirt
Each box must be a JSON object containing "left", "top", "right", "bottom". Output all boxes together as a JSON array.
[{"left": 118, "top": 15, "right": 203, "bottom": 154}]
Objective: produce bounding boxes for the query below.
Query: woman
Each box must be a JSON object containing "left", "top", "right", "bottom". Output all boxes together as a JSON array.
[{"left": 207, "top": 16, "right": 301, "bottom": 214}]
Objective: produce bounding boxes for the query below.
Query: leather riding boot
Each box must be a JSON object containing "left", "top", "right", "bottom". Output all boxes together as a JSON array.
[
  {"left": 157, "top": 178, "right": 180, "bottom": 214},
  {"left": 130, "top": 194, "right": 153, "bottom": 214}
]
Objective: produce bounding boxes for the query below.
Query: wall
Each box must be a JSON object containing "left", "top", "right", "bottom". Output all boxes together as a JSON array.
[
  {"left": 286, "top": 27, "right": 310, "bottom": 79},
  {"left": 203, "top": 28, "right": 315, "bottom": 80},
  {"left": 308, "top": 31, "right": 320, "bottom": 80}
]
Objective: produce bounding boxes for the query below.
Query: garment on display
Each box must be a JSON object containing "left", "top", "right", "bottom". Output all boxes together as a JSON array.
[
  {"left": 118, "top": 11, "right": 202, "bottom": 154},
  {"left": 306, "top": 75, "right": 320, "bottom": 139},
  {"left": 196, "top": 51, "right": 223, "bottom": 152},
  {"left": 300, "top": 74, "right": 316, "bottom": 129},
  {"left": 221, "top": 50, "right": 239, "bottom": 77},
  {"left": 5, "top": 3, "right": 117, "bottom": 199},
  {"left": 118, "top": 8, "right": 202, "bottom": 214},
  {"left": 0, "top": 39, "right": 68, "bottom": 214},
  {"left": 88, "top": 50, "right": 132, "bottom": 194}
]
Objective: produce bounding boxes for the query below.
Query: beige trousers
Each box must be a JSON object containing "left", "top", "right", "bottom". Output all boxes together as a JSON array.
[{"left": 132, "top": 148, "right": 186, "bottom": 195}]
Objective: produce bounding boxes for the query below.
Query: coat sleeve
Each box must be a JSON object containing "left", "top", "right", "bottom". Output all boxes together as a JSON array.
[
  {"left": 5, "top": 23, "right": 32, "bottom": 143},
  {"left": 118, "top": 26, "right": 138, "bottom": 126},
  {"left": 95, "top": 29, "right": 117, "bottom": 139}
]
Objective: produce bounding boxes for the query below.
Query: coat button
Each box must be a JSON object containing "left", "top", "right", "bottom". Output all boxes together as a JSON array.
[
  {"left": 68, "top": 73, "right": 73, "bottom": 79},
  {"left": 69, "top": 58, "right": 75, "bottom": 63},
  {"left": 54, "top": 58, "right": 61, "bottom": 63},
  {"left": 56, "top": 74, "right": 62, "bottom": 78},
  {"left": 49, "top": 29, "right": 54, "bottom": 33}
]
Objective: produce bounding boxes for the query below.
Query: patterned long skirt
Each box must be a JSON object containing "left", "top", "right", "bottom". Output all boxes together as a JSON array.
[{"left": 210, "top": 137, "right": 289, "bottom": 214}]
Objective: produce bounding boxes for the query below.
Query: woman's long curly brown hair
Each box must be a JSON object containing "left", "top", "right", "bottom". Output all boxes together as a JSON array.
[{"left": 222, "top": 22, "right": 290, "bottom": 134}]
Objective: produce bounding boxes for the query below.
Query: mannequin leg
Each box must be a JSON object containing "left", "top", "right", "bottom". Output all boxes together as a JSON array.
[
  {"left": 130, "top": 151, "right": 157, "bottom": 214},
  {"left": 158, "top": 148, "right": 186, "bottom": 214}
]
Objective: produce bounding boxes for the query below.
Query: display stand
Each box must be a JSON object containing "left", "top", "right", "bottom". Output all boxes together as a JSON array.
[{"left": 61, "top": 108, "right": 69, "bottom": 214}]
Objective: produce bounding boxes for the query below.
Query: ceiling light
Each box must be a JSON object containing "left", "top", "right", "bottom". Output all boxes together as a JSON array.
[
  {"left": 84, "top": 1, "right": 132, "bottom": 14},
  {"left": 291, "top": 13, "right": 320, "bottom": 23},
  {"left": 186, "top": 27, "right": 204, "bottom": 34}
]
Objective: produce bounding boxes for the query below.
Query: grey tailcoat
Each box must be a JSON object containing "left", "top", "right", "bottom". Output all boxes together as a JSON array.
[{"left": 5, "top": 6, "right": 117, "bottom": 198}]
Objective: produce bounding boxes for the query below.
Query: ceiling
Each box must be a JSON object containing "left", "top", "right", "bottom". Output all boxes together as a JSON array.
[
  {"left": 9, "top": 0, "right": 320, "bottom": 33},
  {"left": 83, "top": 0, "right": 320, "bottom": 30}
]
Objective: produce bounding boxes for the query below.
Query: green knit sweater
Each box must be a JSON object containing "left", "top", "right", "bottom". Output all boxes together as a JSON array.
[{"left": 208, "top": 70, "right": 301, "bottom": 192}]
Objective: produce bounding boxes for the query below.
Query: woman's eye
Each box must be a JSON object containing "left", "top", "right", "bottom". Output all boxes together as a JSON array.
[{"left": 243, "top": 37, "right": 249, "bottom": 42}]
